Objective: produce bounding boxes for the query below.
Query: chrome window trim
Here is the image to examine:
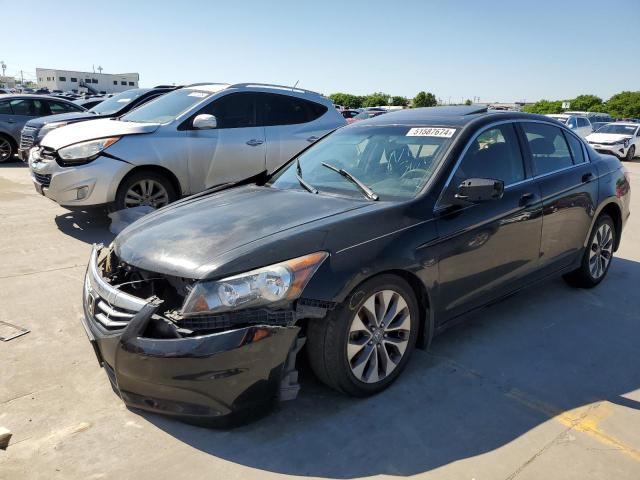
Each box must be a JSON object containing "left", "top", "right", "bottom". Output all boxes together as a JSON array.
[{"left": 434, "top": 119, "right": 524, "bottom": 210}]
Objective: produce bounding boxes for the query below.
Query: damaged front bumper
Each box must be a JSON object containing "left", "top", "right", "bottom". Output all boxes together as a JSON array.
[{"left": 81, "top": 245, "right": 302, "bottom": 426}]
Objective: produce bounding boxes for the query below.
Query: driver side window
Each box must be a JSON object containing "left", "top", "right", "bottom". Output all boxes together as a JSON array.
[{"left": 450, "top": 123, "right": 525, "bottom": 192}]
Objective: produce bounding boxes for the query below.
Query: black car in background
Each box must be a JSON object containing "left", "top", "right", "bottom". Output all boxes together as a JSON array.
[
  {"left": 81, "top": 106, "right": 630, "bottom": 425},
  {"left": 18, "top": 85, "right": 181, "bottom": 161}
]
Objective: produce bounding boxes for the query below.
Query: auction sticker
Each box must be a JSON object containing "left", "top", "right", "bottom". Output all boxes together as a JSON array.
[{"left": 406, "top": 127, "right": 456, "bottom": 138}]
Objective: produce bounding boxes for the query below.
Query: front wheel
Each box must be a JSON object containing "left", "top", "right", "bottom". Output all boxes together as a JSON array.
[
  {"left": 626, "top": 146, "right": 635, "bottom": 162},
  {"left": 306, "top": 274, "right": 419, "bottom": 396},
  {"left": 563, "top": 214, "right": 616, "bottom": 288},
  {"left": 114, "top": 170, "right": 176, "bottom": 211}
]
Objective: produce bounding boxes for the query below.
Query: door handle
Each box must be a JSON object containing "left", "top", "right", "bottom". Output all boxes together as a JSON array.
[
  {"left": 307, "top": 136, "right": 320, "bottom": 143},
  {"left": 519, "top": 192, "right": 535, "bottom": 206},
  {"left": 582, "top": 172, "right": 594, "bottom": 183},
  {"left": 246, "top": 139, "right": 264, "bottom": 147}
]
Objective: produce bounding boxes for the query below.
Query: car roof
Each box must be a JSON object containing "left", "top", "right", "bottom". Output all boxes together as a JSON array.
[
  {"left": 351, "top": 106, "right": 551, "bottom": 128},
  {"left": 609, "top": 122, "right": 639, "bottom": 127},
  {"left": 0, "top": 93, "right": 77, "bottom": 102}
]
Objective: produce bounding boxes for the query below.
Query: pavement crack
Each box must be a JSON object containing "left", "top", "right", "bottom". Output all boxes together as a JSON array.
[{"left": 0, "top": 264, "right": 84, "bottom": 280}]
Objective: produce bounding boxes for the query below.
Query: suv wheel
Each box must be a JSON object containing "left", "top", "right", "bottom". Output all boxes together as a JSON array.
[
  {"left": 563, "top": 214, "right": 616, "bottom": 288},
  {"left": 0, "top": 135, "right": 15, "bottom": 163},
  {"left": 114, "top": 171, "right": 176, "bottom": 211},
  {"left": 626, "top": 146, "right": 635, "bottom": 162},
  {"left": 306, "top": 274, "right": 419, "bottom": 396}
]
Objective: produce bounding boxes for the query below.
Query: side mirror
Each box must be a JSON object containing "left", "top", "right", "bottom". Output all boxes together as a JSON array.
[
  {"left": 192, "top": 114, "right": 217, "bottom": 130},
  {"left": 455, "top": 178, "right": 504, "bottom": 203}
]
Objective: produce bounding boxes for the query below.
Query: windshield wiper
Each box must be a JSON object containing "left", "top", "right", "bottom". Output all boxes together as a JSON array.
[
  {"left": 321, "top": 162, "right": 379, "bottom": 201},
  {"left": 296, "top": 157, "right": 318, "bottom": 194}
]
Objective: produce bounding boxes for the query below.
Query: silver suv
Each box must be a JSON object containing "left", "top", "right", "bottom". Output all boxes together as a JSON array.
[{"left": 29, "top": 83, "right": 345, "bottom": 210}]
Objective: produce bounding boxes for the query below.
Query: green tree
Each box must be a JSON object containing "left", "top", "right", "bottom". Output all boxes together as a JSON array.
[
  {"left": 390, "top": 96, "right": 409, "bottom": 107},
  {"left": 568, "top": 94, "right": 603, "bottom": 112},
  {"left": 605, "top": 91, "right": 640, "bottom": 118},
  {"left": 522, "top": 99, "right": 564, "bottom": 114},
  {"left": 413, "top": 91, "right": 437, "bottom": 108},
  {"left": 464, "top": 99, "right": 472, "bottom": 106},
  {"left": 328, "top": 93, "right": 363, "bottom": 109},
  {"left": 362, "top": 92, "right": 390, "bottom": 108}
]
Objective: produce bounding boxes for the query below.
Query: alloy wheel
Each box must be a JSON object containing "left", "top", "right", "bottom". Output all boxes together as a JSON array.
[
  {"left": 124, "top": 179, "right": 169, "bottom": 208},
  {"left": 0, "top": 138, "right": 12, "bottom": 161},
  {"left": 347, "top": 289, "right": 411, "bottom": 384},
  {"left": 589, "top": 223, "right": 613, "bottom": 279},
  {"left": 627, "top": 146, "right": 635, "bottom": 161}
]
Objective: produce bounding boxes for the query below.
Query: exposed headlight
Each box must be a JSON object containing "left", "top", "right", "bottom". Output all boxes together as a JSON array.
[
  {"left": 181, "top": 252, "right": 328, "bottom": 316},
  {"left": 58, "top": 137, "right": 120, "bottom": 163},
  {"left": 37, "top": 122, "right": 68, "bottom": 140}
]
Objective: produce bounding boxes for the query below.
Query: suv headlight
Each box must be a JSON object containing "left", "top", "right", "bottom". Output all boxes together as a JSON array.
[
  {"left": 58, "top": 137, "right": 121, "bottom": 163},
  {"left": 181, "top": 252, "right": 328, "bottom": 316}
]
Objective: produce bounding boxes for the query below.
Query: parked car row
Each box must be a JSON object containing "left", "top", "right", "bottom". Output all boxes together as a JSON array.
[
  {"left": 74, "top": 105, "right": 629, "bottom": 425},
  {"left": 26, "top": 83, "right": 346, "bottom": 210}
]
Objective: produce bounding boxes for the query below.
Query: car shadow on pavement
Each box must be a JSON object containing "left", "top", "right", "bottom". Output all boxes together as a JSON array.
[
  {"left": 54, "top": 211, "right": 115, "bottom": 245},
  {"left": 140, "top": 256, "right": 640, "bottom": 478},
  {"left": 0, "top": 159, "right": 27, "bottom": 168}
]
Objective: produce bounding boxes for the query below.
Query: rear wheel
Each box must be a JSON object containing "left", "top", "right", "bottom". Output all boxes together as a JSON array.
[
  {"left": 563, "top": 214, "right": 616, "bottom": 288},
  {"left": 306, "top": 274, "right": 419, "bottom": 396},
  {"left": 114, "top": 170, "right": 176, "bottom": 211},
  {"left": 0, "top": 135, "right": 15, "bottom": 163},
  {"left": 626, "top": 146, "right": 635, "bottom": 161}
]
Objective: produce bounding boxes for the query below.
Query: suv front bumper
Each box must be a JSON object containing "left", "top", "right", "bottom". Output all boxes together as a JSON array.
[{"left": 81, "top": 245, "right": 300, "bottom": 426}]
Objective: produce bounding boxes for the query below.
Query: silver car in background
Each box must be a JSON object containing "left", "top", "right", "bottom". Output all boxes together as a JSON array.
[{"left": 29, "top": 83, "right": 346, "bottom": 210}]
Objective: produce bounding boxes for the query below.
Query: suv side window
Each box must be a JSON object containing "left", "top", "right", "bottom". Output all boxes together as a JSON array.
[
  {"left": 522, "top": 122, "right": 574, "bottom": 175},
  {"left": 203, "top": 93, "right": 257, "bottom": 129},
  {"left": 564, "top": 131, "right": 586, "bottom": 164},
  {"left": 450, "top": 123, "right": 525, "bottom": 189},
  {"left": 258, "top": 93, "right": 327, "bottom": 126}
]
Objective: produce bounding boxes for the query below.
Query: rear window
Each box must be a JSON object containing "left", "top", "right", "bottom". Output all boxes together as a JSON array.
[{"left": 90, "top": 89, "right": 148, "bottom": 115}]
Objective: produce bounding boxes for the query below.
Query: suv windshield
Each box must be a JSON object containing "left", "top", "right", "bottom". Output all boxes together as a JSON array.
[
  {"left": 269, "top": 125, "right": 456, "bottom": 200},
  {"left": 89, "top": 89, "right": 148, "bottom": 115},
  {"left": 596, "top": 124, "right": 637, "bottom": 135},
  {"left": 122, "top": 89, "right": 212, "bottom": 124}
]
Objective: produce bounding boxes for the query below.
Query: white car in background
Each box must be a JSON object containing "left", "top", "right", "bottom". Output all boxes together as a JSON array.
[
  {"left": 546, "top": 114, "right": 593, "bottom": 138},
  {"left": 586, "top": 122, "right": 640, "bottom": 161}
]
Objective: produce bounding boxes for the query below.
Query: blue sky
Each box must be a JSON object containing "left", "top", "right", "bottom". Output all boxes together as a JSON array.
[{"left": 2, "top": 0, "right": 638, "bottom": 102}]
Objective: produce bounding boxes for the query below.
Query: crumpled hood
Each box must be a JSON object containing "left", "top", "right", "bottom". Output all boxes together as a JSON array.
[
  {"left": 114, "top": 185, "right": 369, "bottom": 278},
  {"left": 586, "top": 132, "right": 632, "bottom": 144},
  {"left": 41, "top": 118, "right": 160, "bottom": 150}
]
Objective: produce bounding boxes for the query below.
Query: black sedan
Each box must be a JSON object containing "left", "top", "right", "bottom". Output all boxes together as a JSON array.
[{"left": 81, "top": 106, "right": 631, "bottom": 425}]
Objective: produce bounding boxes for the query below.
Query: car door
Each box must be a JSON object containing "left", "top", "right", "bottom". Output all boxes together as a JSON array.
[
  {"left": 185, "top": 92, "right": 266, "bottom": 192},
  {"left": 435, "top": 122, "right": 543, "bottom": 320},
  {"left": 518, "top": 121, "right": 598, "bottom": 273},
  {"left": 1, "top": 98, "right": 48, "bottom": 140},
  {"left": 257, "top": 92, "right": 331, "bottom": 172}
]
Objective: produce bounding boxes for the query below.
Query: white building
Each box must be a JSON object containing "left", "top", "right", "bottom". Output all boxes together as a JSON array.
[{"left": 36, "top": 68, "right": 139, "bottom": 94}]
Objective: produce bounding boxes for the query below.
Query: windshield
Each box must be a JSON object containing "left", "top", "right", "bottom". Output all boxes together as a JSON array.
[
  {"left": 595, "top": 124, "right": 638, "bottom": 135},
  {"left": 121, "top": 89, "right": 212, "bottom": 123},
  {"left": 89, "top": 89, "right": 148, "bottom": 115},
  {"left": 269, "top": 125, "right": 456, "bottom": 201}
]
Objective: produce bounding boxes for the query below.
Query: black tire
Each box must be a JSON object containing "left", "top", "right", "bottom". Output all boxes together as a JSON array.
[
  {"left": 563, "top": 214, "right": 616, "bottom": 288},
  {"left": 0, "top": 134, "right": 16, "bottom": 163},
  {"left": 113, "top": 170, "right": 176, "bottom": 211},
  {"left": 306, "top": 274, "right": 419, "bottom": 396},
  {"left": 626, "top": 146, "right": 635, "bottom": 162}
]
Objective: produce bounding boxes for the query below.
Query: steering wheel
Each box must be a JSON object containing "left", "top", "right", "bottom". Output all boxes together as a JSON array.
[{"left": 400, "top": 168, "right": 428, "bottom": 181}]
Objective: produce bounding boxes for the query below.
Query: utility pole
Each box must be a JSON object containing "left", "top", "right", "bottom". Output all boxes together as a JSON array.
[
  {"left": 97, "top": 65, "right": 103, "bottom": 74},
  {"left": 0, "top": 61, "right": 6, "bottom": 77},
  {"left": 20, "top": 70, "right": 24, "bottom": 86}
]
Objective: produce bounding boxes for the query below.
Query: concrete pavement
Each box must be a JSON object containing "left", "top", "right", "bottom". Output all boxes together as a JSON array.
[{"left": 0, "top": 160, "right": 639, "bottom": 480}]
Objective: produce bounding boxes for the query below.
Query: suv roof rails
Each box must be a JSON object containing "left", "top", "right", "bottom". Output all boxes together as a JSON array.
[
  {"left": 229, "top": 82, "right": 322, "bottom": 97},
  {"left": 153, "top": 84, "right": 183, "bottom": 89},
  {"left": 185, "top": 82, "right": 230, "bottom": 88}
]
